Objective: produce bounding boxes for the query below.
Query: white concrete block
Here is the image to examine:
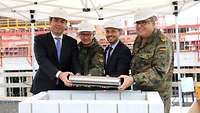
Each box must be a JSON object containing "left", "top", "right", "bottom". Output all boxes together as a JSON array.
[
  {"left": 71, "top": 91, "right": 95, "bottom": 100},
  {"left": 95, "top": 91, "right": 120, "bottom": 100},
  {"left": 19, "top": 92, "right": 48, "bottom": 113},
  {"left": 88, "top": 101, "right": 117, "bottom": 113},
  {"left": 146, "top": 92, "right": 164, "bottom": 113},
  {"left": 60, "top": 101, "right": 87, "bottom": 113},
  {"left": 120, "top": 90, "right": 145, "bottom": 100},
  {"left": 118, "top": 100, "right": 148, "bottom": 113},
  {"left": 19, "top": 91, "right": 164, "bottom": 113},
  {"left": 19, "top": 101, "right": 32, "bottom": 113},
  {"left": 32, "top": 100, "right": 59, "bottom": 113},
  {"left": 48, "top": 90, "right": 71, "bottom": 100},
  {"left": 34, "top": 92, "right": 49, "bottom": 100}
]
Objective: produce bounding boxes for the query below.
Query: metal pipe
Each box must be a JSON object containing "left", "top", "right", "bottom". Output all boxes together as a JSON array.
[{"left": 69, "top": 75, "right": 121, "bottom": 88}]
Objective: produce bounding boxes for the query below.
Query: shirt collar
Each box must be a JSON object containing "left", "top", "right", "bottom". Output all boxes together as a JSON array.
[
  {"left": 109, "top": 40, "right": 119, "bottom": 49},
  {"left": 51, "top": 32, "right": 63, "bottom": 39}
]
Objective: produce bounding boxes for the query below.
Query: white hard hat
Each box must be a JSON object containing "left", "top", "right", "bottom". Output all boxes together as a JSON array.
[
  {"left": 134, "top": 8, "right": 157, "bottom": 22},
  {"left": 78, "top": 20, "right": 95, "bottom": 32},
  {"left": 50, "top": 8, "right": 68, "bottom": 20},
  {"left": 104, "top": 19, "right": 122, "bottom": 29}
]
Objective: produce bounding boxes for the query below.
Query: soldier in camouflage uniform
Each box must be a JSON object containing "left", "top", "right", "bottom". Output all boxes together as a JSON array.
[
  {"left": 78, "top": 20, "right": 104, "bottom": 76},
  {"left": 119, "top": 9, "right": 173, "bottom": 113}
]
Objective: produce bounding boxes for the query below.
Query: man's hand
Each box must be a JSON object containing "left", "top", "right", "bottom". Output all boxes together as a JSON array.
[
  {"left": 58, "top": 72, "right": 74, "bottom": 87},
  {"left": 118, "top": 75, "right": 134, "bottom": 90}
]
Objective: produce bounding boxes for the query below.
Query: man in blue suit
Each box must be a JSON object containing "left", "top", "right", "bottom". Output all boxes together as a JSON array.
[
  {"left": 30, "top": 8, "right": 80, "bottom": 94},
  {"left": 104, "top": 19, "right": 132, "bottom": 77}
]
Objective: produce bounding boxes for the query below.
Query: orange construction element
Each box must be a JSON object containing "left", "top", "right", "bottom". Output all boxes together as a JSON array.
[{"left": 196, "top": 83, "right": 200, "bottom": 101}]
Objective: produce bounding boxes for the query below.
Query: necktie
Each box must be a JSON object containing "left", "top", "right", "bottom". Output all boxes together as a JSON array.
[
  {"left": 55, "top": 38, "right": 61, "bottom": 62},
  {"left": 106, "top": 46, "right": 113, "bottom": 64}
]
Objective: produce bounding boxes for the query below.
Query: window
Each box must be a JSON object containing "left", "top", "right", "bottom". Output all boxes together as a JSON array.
[
  {"left": 172, "top": 74, "right": 178, "bottom": 82},
  {"left": 184, "top": 41, "right": 189, "bottom": 50},
  {"left": 6, "top": 87, "right": 27, "bottom": 97},
  {"left": 180, "top": 42, "right": 184, "bottom": 50},
  {"left": 172, "top": 87, "right": 179, "bottom": 97},
  {"left": 197, "top": 73, "right": 200, "bottom": 82},
  {"left": 2, "top": 47, "right": 28, "bottom": 57},
  {"left": 6, "top": 76, "right": 27, "bottom": 83}
]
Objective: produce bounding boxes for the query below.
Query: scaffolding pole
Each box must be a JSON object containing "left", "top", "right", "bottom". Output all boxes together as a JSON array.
[{"left": 175, "top": 14, "right": 183, "bottom": 113}]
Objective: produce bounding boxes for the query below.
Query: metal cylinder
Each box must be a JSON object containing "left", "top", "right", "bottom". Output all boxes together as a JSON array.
[{"left": 68, "top": 75, "right": 121, "bottom": 88}]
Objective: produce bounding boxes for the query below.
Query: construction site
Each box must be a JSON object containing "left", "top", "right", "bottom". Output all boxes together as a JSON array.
[
  {"left": 0, "top": 16, "right": 200, "bottom": 113},
  {"left": 1, "top": 16, "right": 200, "bottom": 98}
]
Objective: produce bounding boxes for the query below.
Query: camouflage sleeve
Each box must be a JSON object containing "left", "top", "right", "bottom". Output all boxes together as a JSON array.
[
  {"left": 89, "top": 47, "right": 104, "bottom": 76},
  {"left": 154, "top": 39, "right": 173, "bottom": 77},
  {"left": 134, "top": 39, "right": 173, "bottom": 88}
]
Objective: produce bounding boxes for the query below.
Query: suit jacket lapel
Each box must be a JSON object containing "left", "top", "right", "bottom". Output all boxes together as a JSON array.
[
  {"left": 47, "top": 32, "right": 59, "bottom": 63},
  {"left": 60, "top": 35, "right": 68, "bottom": 63},
  {"left": 106, "top": 41, "right": 121, "bottom": 68}
]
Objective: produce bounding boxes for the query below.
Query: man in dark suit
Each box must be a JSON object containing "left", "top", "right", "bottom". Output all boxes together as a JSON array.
[
  {"left": 30, "top": 8, "right": 80, "bottom": 94},
  {"left": 104, "top": 19, "right": 132, "bottom": 77}
]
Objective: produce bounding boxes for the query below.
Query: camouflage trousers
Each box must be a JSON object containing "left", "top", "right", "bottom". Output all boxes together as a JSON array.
[{"left": 160, "top": 94, "right": 171, "bottom": 113}]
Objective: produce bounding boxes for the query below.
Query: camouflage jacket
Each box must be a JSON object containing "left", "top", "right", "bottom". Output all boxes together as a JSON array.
[
  {"left": 78, "top": 39, "right": 104, "bottom": 76},
  {"left": 131, "top": 29, "right": 174, "bottom": 97}
]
